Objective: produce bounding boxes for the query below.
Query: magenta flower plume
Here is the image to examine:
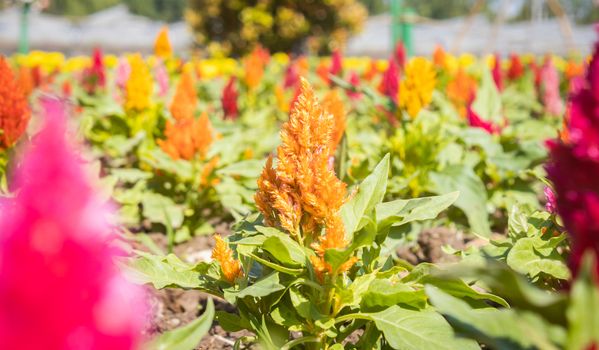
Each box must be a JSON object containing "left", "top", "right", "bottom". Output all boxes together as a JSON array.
[
  {"left": 466, "top": 98, "right": 500, "bottom": 135},
  {"left": 115, "top": 58, "right": 131, "bottom": 91},
  {"left": 544, "top": 186, "right": 557, "bottom": 214},
  {"left": 380, "top": 57, "right": 399, "bottom": 104},
  {"left": 546, "top": 33, "right": 599, "bottom": 280},
  {"left": 329, "top": 49, "right": 343, "bottom": 77},
  {"left": 0, "top": 98, "right": 146, "bottom": 350},
  {"left": 82, "top": 48, "right": 106, "bottom": 94},
  {"left": 540, "top": 58, "right": 564, "bottom": 116},
  {"left": 222, "top": 76, "right": 239, "bottom": 120},
  {"left": 492, "top": 54, "right": 504, "bottom": 91},
  {"left": 283, "top": 61, "right": 299, "bottom": 90}
]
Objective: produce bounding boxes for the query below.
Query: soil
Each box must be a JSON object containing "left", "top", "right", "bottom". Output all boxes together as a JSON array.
[{"left": 138, "top": 227, "right": 486, "bottom": 349}]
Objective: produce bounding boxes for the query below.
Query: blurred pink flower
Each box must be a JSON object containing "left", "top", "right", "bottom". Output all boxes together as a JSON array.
[
  {"left": 540, "top": 58, "right": 564, "bottom": 116},
  {"left": 544, "top": 186, "right": 557, "bottom": 214},
  {"left": 154, "top": 60, "right": 169, "bottom": 98},
  {"left": 466, "top": 98, "right": 500, "bottom": 134},
  {"left": 347, "top": 71, "right": 362, "bottom": 100},
  {"left": 394, "top": 41, "right": 406, "bottom": 69},
  {"left": 546, "top": 32, "right": 599, "bottom": 280},
  {"left": 283, "top": 61, "right": 299, "bottom": 90},
  {"left": 380, "top": 57, "right": 399, "bottom": 104},
  {"left": 329, "top": 49, "right": 343, "bottom": 77},
  {"left": 0, "top": 98, "right": 146, "bottom": 350},
  {"left": 115, "top": 58, "right": 131, "bottom": 91},
  {"left": 82, "top": 48, "right": 106, "bottom": 94}
]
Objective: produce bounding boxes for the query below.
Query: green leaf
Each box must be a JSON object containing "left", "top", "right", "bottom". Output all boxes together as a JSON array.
[
  {"left": 567, "top": 255, "right": 599, "bottom": 350},
  {"left": 148, "top": 298, "right": 214, "bottom": 350},
  {"left": 506, "top": 237, "right": 570, "bottom": 280},
  {"left": 376, "top": 191, "right": 459, "bottom": 230},
  {"left": 257, "top": 226, "right": 306, "bottom": 267},
  {"left": 216, "top": 159, "right": 264, "bottom": 178},
  {"left": 225, "top": 272, "right": 285, "bottom": 302},
  {"left": 124, "top": 253, "right": 204, "bottom": 289},
  {"left": 341, "top": 154, "right": 390, "bottom": 236},
  {"left": 472, "top": 67, "right": 502, "bottom": 124},
  {"left": 369, "top": 306, "right": 480, "bottom": 350},
  {"left": 430, "top": 166, "right": 491, "bottom": 238},
  {"left": 427, "top": 286, "right": 563, "bottom": 350},
  {"left": 361, "top": 279, "right": 427, "bottom": 309},
  {"left": 215, "top": 311, "right": 249, "bottom": 333},
  {"left": 141, "top": 192, "right": 184, "bottom": 229}
]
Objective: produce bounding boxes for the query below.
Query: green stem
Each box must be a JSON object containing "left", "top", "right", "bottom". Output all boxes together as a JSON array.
[
  {"left": 280, "top": 336, "right": 319, "bottom": 350},
  {"left": 335, "top": 313, "right": 372, "bottom": 324}
]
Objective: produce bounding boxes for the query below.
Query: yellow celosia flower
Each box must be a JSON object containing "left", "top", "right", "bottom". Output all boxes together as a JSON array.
[
  {"left": 399, "top": 57, "right": 436, "bottom": 119},
  {"left": 255, "top": 78, "right": 353, "bottom": 279},
  {"left": 154, "top": 26, "right": 173, "bottom": 59},
  {"left": 212, "top": 235, "right": 243, "bottom": 283},
  {"left": 125, "top": 54, "right": 153, "bottom": 112}
]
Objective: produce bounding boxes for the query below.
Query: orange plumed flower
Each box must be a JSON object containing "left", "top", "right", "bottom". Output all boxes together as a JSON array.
[
  {"left": 212, "top": 235, "right": 243, "bottom": 283},
  {"left": 433, "top": 45, "right": 447, "bottom": 69},
  {"left": 16, "top": 66, "right": 34, "bottom": 97},
  {"left": 0, "top": 57, "right": 30, "bottom": 149},
  {"left": 154, "top": 26, "right": 173, "bottom": 59},
  {"left": 322, "top": 89, "right": 346, "bottom": 151},
  {"left": 170, "top": 71, "right": 197, "bottom": 121},
  {"left": 255, "top": 78, "right": 354, "bottom": 277},
  {"left": 398, "top": 57, "right": 436, "bottom": 119},
  {"left": 157, "top": 112, "right": 214, "bottom": 161},
  {"left": 125, "top": 54, "right": 153, "bottom": 112},
  {"left": 447, "top": 68, "right": 477, "bottom": 118},
  {"left": 199, "top": 156, "right": 220, "bottom": 187},
  {"left": 243, "top": 49, "right": 265, "bottom": 91},
  {"left": 565, "top": 60, "right": 584, "bottom": 82}
]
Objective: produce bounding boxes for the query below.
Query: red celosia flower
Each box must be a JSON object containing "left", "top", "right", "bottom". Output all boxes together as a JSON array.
[
  {"left": 0, "top": 56, "right": 30, "bottom": 149},
  {"left": 379, "top": 57, "right": 400, "bottom": 104},
  {"left": 507, "top": 54, "right": 524, "bottom": 81},
  {"left": 347, "top": 71, "right": 362, "bottom": 100},
  {"left": 329, "top": 49, "right": 343, "bottom": 77},
  {"left": 546, "top": 33, "right": 599, "bottom": 280},
  {"left": 466, "top": 98, "right": 500, "bottom": 134},
  {"left": 222, "top": 76, "right": 239, "bottom": 120},
  {"left": 492, "top": 54, "right": 503, "bottom": 91},
  {"left": 82, "top": 48, "right": 106, "bottom": 94},
  {"left": 0, "top": 98, "right": 146, "bottom": 350},
  {"left": 394, "top": 41, "right": 406, "bottom": 69}
]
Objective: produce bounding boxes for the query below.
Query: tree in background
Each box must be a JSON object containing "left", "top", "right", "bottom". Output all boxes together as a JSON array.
[
  {"left": 185, "top": 0, "right": 367, "bottom": 56},
  {"left": 44, "top": 0, "right": 119, "bottom": 17}
]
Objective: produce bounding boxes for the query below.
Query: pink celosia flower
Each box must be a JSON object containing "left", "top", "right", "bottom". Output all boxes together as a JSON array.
[
  {"left": 154, "top": 60, "right": 169, "bottom": 98},
  {"left": 222, "top": 76, "right": 239, "bottom": 120},
  {"left": 546, "top": 32, "right": 599, "bottom": 280},
  {"left": 329, "top": 49, "right": 343, "bottom": 77},
  {"left": 380, "top": 57, "right": 400, "bottom": 104},
  {"left": 544, "top": 186, "right": 557, "bottom": 214},
  {"left": 492, "top": 54, "right": 503, "bottom": 91},
  {"left": 540, "top": 58, "right": 564, "bottom": 116},
  {"left": 115, "top": 58, "right": 131, "bottom": 92},
  {"left": 347, "top": 71, "right": 362, "bottom": 100},
  {"left": 466, "top": 98, "right": 500, "bottom": 134},
  {"left": 82, "top": 48, "right": 106, "bottom": 94},
  {"left": 394, "top": 41, "right": 406, "bottom": 69},
  {"left": 0, "top": 98, "right": 146, "bottom": 350}
]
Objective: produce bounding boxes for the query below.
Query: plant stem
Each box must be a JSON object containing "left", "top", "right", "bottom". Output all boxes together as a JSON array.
[{"left": 280, "top": 336, "right": 319, "bottom": 350}]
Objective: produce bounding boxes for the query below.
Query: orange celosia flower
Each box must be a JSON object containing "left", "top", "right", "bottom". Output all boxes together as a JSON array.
[
  {"left": 565, "top": 60, "right": 584, "bottom": 82},
  {"left": 199, "top": 156, "right": 220, "bottom": 187},
  {"left": 154, "top": 26, "right": 173, "bottom": 59},
  {"left": 362, "top": 60, "right": 378, "bottom": 82},
  {"left": 255, "top": 78, "right": 354, "bottom": 279},
  {"left": 16, "top": 66, "right": 34, "bottom": 97},
  {"left": 316, "top": 61, "right": 330, "bottom": 85},
  {"left": 399, "top": 57, "right": 436, "bottom": 119},
  {"left": 125, "top": 54, "right": 153, "bottom": 112},
  {"left": 243, "top": 48, "right": 265, "bottom": 90},
  {"left": 170, "top": 70, "right": 197, "bottom": 121},
  {"left": 447, "top": 68, "right": 477, "bottom": 118},
  {"left": 212, "top": 235, "right": 243, "bottom": 283},
  {"left": 322, "top": 89, "right": 346, "bottom": 151},
  {"left": 433, "top": 45, "right": 447, "bottom": 69},
  {"left": 158, "top": 112, "right": 214, "bottom": 161},
  {"left": 0, "top": 57, "right": 30, "bottom": 149}
]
